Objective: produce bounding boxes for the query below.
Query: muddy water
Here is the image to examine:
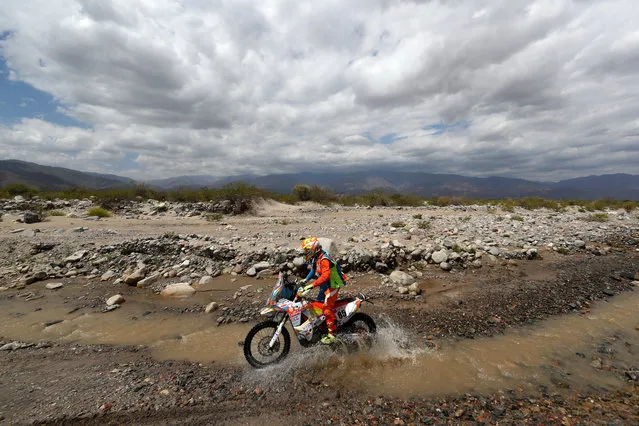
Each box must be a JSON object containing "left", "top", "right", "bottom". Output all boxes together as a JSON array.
[
  {"left": 317, "top": 290, "right": 639, "bottom": 397},
  {"left": 0, "top": 290, "right": 248, "bottom": 365},
  {"left": 2, "top": 283, "right": 639, "bottom": 397}
]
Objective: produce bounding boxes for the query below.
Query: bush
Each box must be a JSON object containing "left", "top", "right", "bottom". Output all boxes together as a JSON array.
[
  {"left": 47, "top": 210, "right": 66, "bottom": 216},
  {"left": 292, "top": 184, "right": 311, "bottom": 201},
  {"left": 390, "top": 221, "right": 406, "bottom": 228},
  {"left": 205, "top": 213, "right": 223, "bottom": 221},
  {"left": 585, "top": 213, "right": 608, "bottom": 222},
  {"left": 87, "top": 207, "right": 112, "bottom": 218},
  {"left": 412, "top": 214, "right": 423, "bottom": 219},
  {"left": 3, "top": 183, "right": 39, "bottom": 198},
  {"left": 417, "top": 220, "right": 431, "bottom": 230}
]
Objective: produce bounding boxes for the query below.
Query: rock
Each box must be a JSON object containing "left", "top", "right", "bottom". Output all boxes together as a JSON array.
[
  {"left": 10, "top": 228, "right": 25, "bottom": 234},
  {"left": 205, "top": 302, "right": 219, "bottom": 313},
  {"left": 137, "top": 273, "right": 160, "bottom": 288},
  {"left": 65, "top": 250, "right": 88, "bottom": 263},
  {"left": 398, "top": 286, "right": 409, "bottom": 294},
  {"left": 488, "top": 247, "right": 501, "bottom": 256},
  {"left": 106, "top": 294, "right": 125, "bottom": 306},
  {"left": 317, "top": 238, "right": 337, "bottom": 256},
  {"left": 472, "top": 259, "right": 483, "bottom": 268},
  {"left": 101, "top": 270, "right": 116, "bottom": 281},
  {"left": 124, "top": 268, "right": 146, "bottom": 285},
  {"left": 161, "top": 283, "right": 196, "bottom": 297},
  {"left": 72, "top": 227, "right": 88, "bottom": 232},
  {"left": 431, "top": 250, "right": 448, "bottom": 264},
  {"left": 103, "top": 305, "right": 120, "bottom": 312},
  {"left": 440, "top": 262, "right": 452, "bottom": 271},
  {"left": 408, "top": 282, "right": 421, "bottom": 295},
  {"left": 293, "top": 257, "right": 305, "bottom": 267},
  {"left": 390, "top": 270, "right": 415, "bottom": 286},
  {"left": 21, "top": 275, "right": 38, "bottom": 285},
  {"left": 573, "top": 240, "right": 586, "bottom": 248},
  {"left": 23, "top": 211, "right": 42, "bottom": 224},
  {"left": 45, "top": 282, "right": 63, "bottom": 290},
  {"left": 1, "top": 342, "right": 30, "bottom": 351},
  {"left": 375, "top": 262, "right": 389, "bottom": 273},
  {"left": 253, "top": 261, "right": 271, "bottom": 271},
  {"left": 34, "top": 271, "right": 47, "bottom": 280},
  {"left": 198, "top": 276, "right": 214, "bottom": 286},
  {"left": 246, "top": 267, "right": 257, "bottom": 277},
  {"left": 603, "top": 289, "right": 615, "bottom": 296}
]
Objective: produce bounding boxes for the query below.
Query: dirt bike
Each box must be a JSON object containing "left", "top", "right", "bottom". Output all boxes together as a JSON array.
[{"left": 243, "top": 271, "right": 377, "bottom": 368}]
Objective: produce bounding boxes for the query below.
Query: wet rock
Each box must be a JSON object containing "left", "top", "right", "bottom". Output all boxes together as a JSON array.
[
  {"left": 45, "top": 282, "right": 63, "bottom": 290},
  {"left": 390, "top": 270, "right": 415, "bottom": 286},
  {"left": 65, "top": 250, "right": 88, "bottom": 263},
  {"left": 102, "top": 305, "right": 120, "bottom": 312},
  {"left": 106, "top": 294, "right": 125, "bottom": 306},
  {"left": 161, "top": 283, "right": 196, "bottom": 297}
]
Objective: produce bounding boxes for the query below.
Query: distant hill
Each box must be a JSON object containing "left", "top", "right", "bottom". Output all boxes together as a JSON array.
[
  {"left": 0, "top": 160, "right": 136, "bottom": 190},
  {"left": 2, "top": 159, "right": 638, "bottom": 200}
]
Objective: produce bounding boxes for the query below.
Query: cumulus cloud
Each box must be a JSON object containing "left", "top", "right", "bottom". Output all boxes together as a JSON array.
[{"left": 0, "top": 0, "right": 638, "bottom": 181}]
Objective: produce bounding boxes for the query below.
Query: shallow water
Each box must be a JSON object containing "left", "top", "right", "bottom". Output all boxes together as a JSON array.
[{"left": 2, "top": 284, "right": 639, "bottom": 396}]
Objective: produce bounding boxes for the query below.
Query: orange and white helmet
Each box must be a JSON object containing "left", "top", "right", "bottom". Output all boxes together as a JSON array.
[{"left": 301, "top": 237, "right": 322, "bottom": 263}]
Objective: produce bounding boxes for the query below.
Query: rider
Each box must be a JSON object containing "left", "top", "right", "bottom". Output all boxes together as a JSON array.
[{"left": 298, "top": 237, "right": 348, "bottom": 344}]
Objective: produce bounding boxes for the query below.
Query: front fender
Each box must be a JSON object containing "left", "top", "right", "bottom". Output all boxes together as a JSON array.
[{"left": 260, "top": 307, "right": 278, "bottom": 316}]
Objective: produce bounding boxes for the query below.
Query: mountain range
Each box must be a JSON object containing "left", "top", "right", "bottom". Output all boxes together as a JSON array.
[{"left": 1, "top": 159, "right": 638, "bottom": 200}]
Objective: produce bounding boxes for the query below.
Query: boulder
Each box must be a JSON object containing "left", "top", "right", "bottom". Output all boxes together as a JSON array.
[
  {"left": 390, "top": 270, "right": 415, "bottom": 286},
  {"left": 397, "top": 286, "right": 409, "bottom": 295},
  {"left": 45, "top": 282, "right": 63, "bottom": 290},
  {"left": 205, "top": 301, "right": 219, "bottom": 313},
  {"left": 106, "top": 294, "right": 125, "bottom": 306},
  {"left": 253, "top": 261, "right": 271, "bottom": 271},
  {"left": 101, "top": 270, "right": 116, "bottom": 281},
  {"left": 137, "top": 273, "right": 160, "bottom": 288},
  {"left": 198, "top": 276, "right": 214, "bottom": 286},
  {"left": 431, "top": 250, "right": 448, "bottom": 264},
  {"left": 317, "top": 238, "right": 337, "bottom": 256},
  {"left": 23, "top": 212, "right": 42, "bottom": 224},
  {"left": 246, "top": 267, "right": 257, "bottom": 277},
  {"left": 440, "top": 262, "right": 452, "bottom": 271},
  {"left": 65, "top": 250, "right": 88, "bottom": 263},
  {"left": 408, "top": 282, "right": 421, "bottom": 295},
  {"left": 161, "top": 283, "right": 196, "bottom": 297},
  {"left": 124, "top": 268, "right": 146, "bottom": 285}
]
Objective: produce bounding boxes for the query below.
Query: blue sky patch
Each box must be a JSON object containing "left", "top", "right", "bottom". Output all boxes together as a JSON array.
[
  {"left": 0, "top": 55, "right": 89, "bottom": 128},
  {"left": 362, "top": 131, "right": 407, "bottom": 145},
  {"left": 424, "top": 120, "right": 471, "bottom": 135},
  {"left": 115, "top": 152, "right": 142, "bottom": 171}
]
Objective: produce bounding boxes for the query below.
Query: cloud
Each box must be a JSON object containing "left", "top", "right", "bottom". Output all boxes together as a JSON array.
[{"left": 0, "top": 0, "right": 637, "bottom": 181}]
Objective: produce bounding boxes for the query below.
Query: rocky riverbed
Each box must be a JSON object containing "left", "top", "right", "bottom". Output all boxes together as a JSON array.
[{"left": 1, "top": 197, "right": 638, "bottom": 424}]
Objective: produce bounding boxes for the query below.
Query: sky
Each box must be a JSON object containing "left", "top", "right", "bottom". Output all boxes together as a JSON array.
[{"left": 0, "top": 0, "right": 638, "bottom": 181}]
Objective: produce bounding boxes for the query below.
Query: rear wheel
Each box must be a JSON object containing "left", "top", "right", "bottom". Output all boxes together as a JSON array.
[
  {"left": 243, "top": 321, "right": 291, "bottom": 368},
  {"left": 337, "top": 313, "right": 377, "bottom": 351},
  {"left": 343, "top": 312, "right": 377, "bottom": 335}
]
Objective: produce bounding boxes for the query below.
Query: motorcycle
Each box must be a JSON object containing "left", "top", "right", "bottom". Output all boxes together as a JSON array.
[{"left": 243, "top": 271, "right": 377, "bottom": 368}]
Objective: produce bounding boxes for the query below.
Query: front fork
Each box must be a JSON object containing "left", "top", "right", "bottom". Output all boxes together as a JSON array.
[{"left": 268, "top": 315, "right": 287, "bottom": 348}]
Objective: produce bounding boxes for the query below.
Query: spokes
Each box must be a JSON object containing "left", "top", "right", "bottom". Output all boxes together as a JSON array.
[{"left": 251, "top": 327, "right": 284, "bottom": 363}]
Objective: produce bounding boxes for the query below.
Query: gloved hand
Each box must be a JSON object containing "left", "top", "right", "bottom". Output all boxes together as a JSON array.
[
  {"left": 297, "top": 283, "right": 314, "bottom": 298},
  {"left": 299, "top": 278, "right": 308, "bottom": 285}
]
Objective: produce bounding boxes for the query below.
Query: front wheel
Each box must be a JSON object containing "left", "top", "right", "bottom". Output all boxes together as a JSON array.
[
  {"left": 343, "top": 312, "right": 377, "bottom": 335},
  {"left": 243, "top": 321, "right": 291, "bottom": 368}
]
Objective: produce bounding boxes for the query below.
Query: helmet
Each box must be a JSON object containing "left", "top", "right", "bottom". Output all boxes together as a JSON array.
[{"left": 301, "top": 237, "right": 322, "bottom": 263}]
